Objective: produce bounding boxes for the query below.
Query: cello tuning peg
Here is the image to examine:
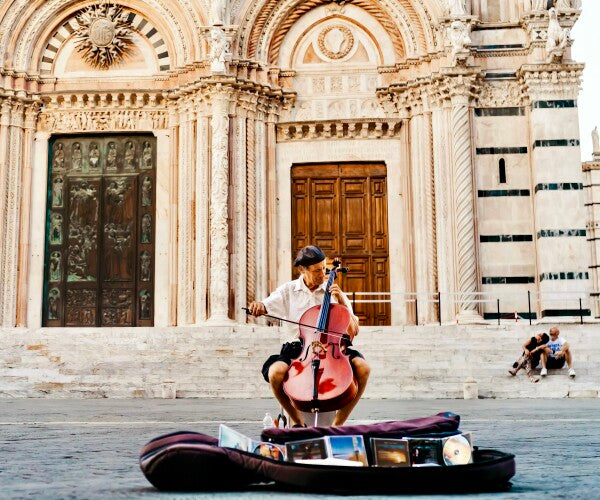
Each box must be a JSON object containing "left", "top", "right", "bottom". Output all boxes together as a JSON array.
[{"left": 339, "top": 267, "right": 349, "bottom": 273}]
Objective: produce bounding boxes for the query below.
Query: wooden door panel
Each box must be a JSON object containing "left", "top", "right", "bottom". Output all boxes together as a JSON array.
[{"left": 292, "top": 163, "right": 390, "bottom": 325}]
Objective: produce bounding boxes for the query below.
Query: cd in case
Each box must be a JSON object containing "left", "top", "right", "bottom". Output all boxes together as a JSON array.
[{"left": 370, "top": 438, "right": 410, "bottom": 467}]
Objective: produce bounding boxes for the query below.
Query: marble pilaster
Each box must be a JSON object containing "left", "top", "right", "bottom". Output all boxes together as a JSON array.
[
  {"left": 232, "top": 113, "right": 247, "bottom": 322},
  {"left": 194, "top": 108, "right": 210, "bottom": 324},
  {"left": 26, "top": 131, "right": 50, "bottom": 329},
  {"left": 16, "top": 105, "right": 38, "bottom": 326},
  {"left": 207, "top": 89, "right": 232, "bottom": 323},
  {"left": 176, "top": 104, "right": 196, "bottom": 325},
  {"left": 1, "top": 101, "right": 24, "bottom": 326}
]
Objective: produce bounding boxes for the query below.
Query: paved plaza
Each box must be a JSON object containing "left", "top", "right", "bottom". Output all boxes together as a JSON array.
[{"left": 1, "top": 398, "right": 599, "bottom": 499}]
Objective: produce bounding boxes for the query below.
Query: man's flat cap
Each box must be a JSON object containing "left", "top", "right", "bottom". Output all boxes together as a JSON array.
[{"left": 293, "top": 245, "right": 326, "bottom": 267}]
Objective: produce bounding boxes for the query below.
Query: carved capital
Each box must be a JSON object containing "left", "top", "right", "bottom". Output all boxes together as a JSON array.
[
  {"left": 518, "top": 63, "right": 583, "bottom": 102},
  {"left": 477, "top": 80, "right": 525, "bottom": 108}
]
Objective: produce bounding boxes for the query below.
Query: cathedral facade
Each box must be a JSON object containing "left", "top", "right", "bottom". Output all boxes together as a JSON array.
[{"left": 0, "top": 0, "right": 592, "bottom": 330}]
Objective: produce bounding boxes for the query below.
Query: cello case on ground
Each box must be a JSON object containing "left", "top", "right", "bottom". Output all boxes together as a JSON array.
[{"left": 140, "top": 413, "right": 515, "bottom": 494}]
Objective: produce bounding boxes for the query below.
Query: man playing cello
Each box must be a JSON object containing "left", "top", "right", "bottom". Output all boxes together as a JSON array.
[{"left": 248, "top": 245, "right": 370, "bottom": 427}]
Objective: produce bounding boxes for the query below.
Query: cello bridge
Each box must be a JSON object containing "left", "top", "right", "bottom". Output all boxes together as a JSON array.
[{"left": 311, "top": 341, "right": 326, "bottom": 355}]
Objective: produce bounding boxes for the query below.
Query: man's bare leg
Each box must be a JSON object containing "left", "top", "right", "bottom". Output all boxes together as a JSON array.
[
  {"left": 332, "top": 358, "right": 371, "bottom": 426},
  {"left": 268, "top": 361, "right": 304, "bottom": 426},
  {"left": 564, "top": 348, "right": 573, "bottom": 369}
]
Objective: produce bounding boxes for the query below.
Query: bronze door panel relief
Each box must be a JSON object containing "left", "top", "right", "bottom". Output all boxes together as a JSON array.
[{"left": 43, "top": 135, "right": 156, "bottom": 327}]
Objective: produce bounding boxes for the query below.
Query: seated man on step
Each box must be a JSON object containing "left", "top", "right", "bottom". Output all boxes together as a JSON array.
[
  {"left": 248, "top": 245, "right": 370, "bottom": 427},
  {"left": 540, "top": 326, "right": 575, "bottom": 378}
]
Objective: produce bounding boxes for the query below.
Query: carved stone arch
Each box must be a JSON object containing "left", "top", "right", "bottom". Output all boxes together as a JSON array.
[
  {"left": 2, "top": 0, "right": 206, "bottom": 72},
  {"left": 236, "top": 0, "right": 441, "bottom": 64},
  {"left": 38, "top": 8, "right": 172, "bottom": 75},
  {"left": 279, "top": 5, "right": 398, "bottom": 68}
]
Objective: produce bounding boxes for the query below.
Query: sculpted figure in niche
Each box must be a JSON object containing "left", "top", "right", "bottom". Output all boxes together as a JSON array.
[
  {"left": 72, "top": 143, "right": 82, "bottom": 171},
  {"left": 141, "top": 214, "right": 152, "bottom": 243},
  {"left": 49, "top": 251, "right": 61, "bottom": 282},
  {"left": 89, "top": 143, "right": 100, "bottom": 169},
  {"left": 124, "top": 141, "right": 135, "bottom": 169},
  {"left": 139, "top": 290, "right": 151, "bottom": 319},
  {"left": 546, "top": 8, "right": 570, "bottom": 62},
  {"left": 48, "top": 289, "right": 60, "bottom": 320},
  {"left": 210, "top": 0, "right": 228, "bottom": 26},
  {"left": 50, "top": 214, "right": 63, "bottom": 245},
  {"left": 142, "top": 141, "right": 152, "bottom": 168},
  {"left": 140, "top": 251, "right": 151, "bottom": 281},
  {"left": 106, "top": 142, "right": 117, "bottom": 170},
  {"left": 448, "top": 0, "right": 467, "bottom": 16},
  {"left": 53, "top": 143, "right": 64, "bottom": 171},
  {"left": 142, "top": 177, "right": 152, "bottom": 207},
  {"left": 52, "top": 177, "right": 64, "bottom": 207}
]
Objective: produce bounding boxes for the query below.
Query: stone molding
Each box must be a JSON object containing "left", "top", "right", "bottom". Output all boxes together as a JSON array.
[
  {"left": 38, "top": 92, "right": 169, "bottom": 132},
  {"left": 276, "top": 119, "right": 403, "bottom": 142},
  {"left": 518, "top": 63, "right": 584, "bottom": 102}
]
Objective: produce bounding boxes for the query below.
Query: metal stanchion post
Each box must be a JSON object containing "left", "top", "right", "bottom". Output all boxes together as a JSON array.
[
  {"left": 528, "top": 290, "right": 532, "bottom": 325},
  {"left": 438, "top": 292, "right": 442, "bottom": 326},
  {"left": 497, "top": 299, "right": 501, "bottom": 325},
  {"left": 415, "top": 296, "right": 419, "bottom": 326},
  {"left": 580, "top": 298, "right": 583, "bottom": 325}
]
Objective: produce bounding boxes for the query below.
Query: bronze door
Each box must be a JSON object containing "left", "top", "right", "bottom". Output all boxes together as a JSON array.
[
  {"left": 44, "top": 135, "right": 156, "bottom": 327},
  {"left": 291, "top": 163, "right": 390, "bottom": 325}
]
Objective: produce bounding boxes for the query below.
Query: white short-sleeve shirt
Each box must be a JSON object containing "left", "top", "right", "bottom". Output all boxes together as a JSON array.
[{"left": 262, "top": 276, "right": 357, "bottom": 334}]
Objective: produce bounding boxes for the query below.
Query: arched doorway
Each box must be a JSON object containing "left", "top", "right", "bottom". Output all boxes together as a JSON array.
[{"left": 43, "top": 134, "right": 156, "bottom": 327}]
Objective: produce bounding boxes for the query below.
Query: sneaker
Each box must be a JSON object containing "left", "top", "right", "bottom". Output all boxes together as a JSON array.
[
  {"left": 508, "top": 369, "right": 517, "bottom": 376},
  {"left": 569, "top": 368, "right": 576, "bottom": 378},
  {"left": 540, "top": 368, "right": 548, "bottom": 377},
  {"left": 530, "top": 376, "right": 540, "bottom": 383}
]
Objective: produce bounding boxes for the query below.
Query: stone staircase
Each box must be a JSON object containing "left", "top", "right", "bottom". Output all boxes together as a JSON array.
[{"left": 0, "top": 324, "right": 599, "bottom": 399}]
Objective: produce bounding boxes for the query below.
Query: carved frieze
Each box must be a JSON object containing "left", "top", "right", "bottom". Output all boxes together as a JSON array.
[
  {"left": 477, "top": 81, "right": 524, "bottom": 108},
  {"left": 277, "top": 119, "right": 402, "bottom": 142}
]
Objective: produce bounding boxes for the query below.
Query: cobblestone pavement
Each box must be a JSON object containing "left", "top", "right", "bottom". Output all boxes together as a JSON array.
[{"left": 1, "top": 399, "right": 599, "bottom": 499}]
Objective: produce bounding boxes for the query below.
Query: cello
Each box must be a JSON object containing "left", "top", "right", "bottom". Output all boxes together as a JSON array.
[{"left": 282, "top": 258, "right": 358, "bottom": 415}]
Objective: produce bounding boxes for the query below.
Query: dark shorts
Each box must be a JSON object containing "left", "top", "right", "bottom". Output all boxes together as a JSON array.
[
  {"left": 261, "top": 340, "right": 365, "bottom": 383},
  {"left": 546, "top": 356, "right": 566, "bottom": 369}
]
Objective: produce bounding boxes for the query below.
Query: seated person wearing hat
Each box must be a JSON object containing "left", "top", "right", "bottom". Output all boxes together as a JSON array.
[{"left": 248, "top": 245, "right": 370, "bottom": 427}]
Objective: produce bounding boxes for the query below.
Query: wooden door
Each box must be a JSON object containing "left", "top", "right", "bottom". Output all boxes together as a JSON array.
[
  {"left": 291, "top": 163, "right": 390, "bottom": 325},
  {"left": 43, "top": 135, "right": 156, "bottom": 327}
]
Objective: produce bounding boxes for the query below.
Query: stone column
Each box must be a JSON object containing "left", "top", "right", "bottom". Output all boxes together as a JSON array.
[
  {"left": 432, "top": 103, "right": 457, "bottom": 322},
  {"left": 266, "top": 113, "right": 278, "bottom": 293},
  {"left": 246, "top": 111, "right": 257, "bottom": 306},
  {"left": 450, "top": 91, "right": 481, "bottom": 322},
  {"left": 522, "top": 64, "right": 590, "bottom": 318},
  {"left": 26, "top": 131, "right": 50, "bottom": 328},
  {"left": 232, "top": 109, "right": 247, "bottom": 322},
  {"left": 1, "top": 101, "right": 25, "bottom": 326},
  {"left": 409, "top": 108, "right": 438, "bottom": 324},
  {"left": 194, "top": 103, "right": 210, "bottom": 324},
  {"left": 207, "top": 89, "right": 233, "bottom": 323},
  {"left": 153, "top": 128, "right": 172, "bottom": 327},
  {"left": 254, "top": 111, "right": 268, "bottom": 302},
  {"left": 16, "top": 105, "right": 38, "bottom": 326},
  {"left": 177, "top": 103, "right": 196, "bottom": 325},
  {"left": 0, "top": 99, "right": 11, "bottom": 315}
]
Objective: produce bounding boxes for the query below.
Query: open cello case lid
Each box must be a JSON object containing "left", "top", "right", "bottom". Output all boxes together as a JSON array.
[{"left": 139, "top": 412, "right": 515, "bottom": 494}]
